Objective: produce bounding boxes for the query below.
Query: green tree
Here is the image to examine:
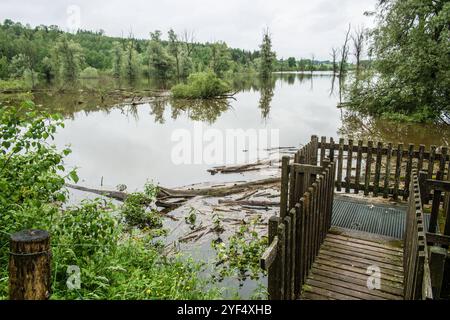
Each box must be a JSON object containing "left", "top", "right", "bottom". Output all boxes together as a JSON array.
[
  {"left": 259, "top": 29, "right": 276, "bottom": 78},
  {"left": 53, "top": 35, "right": 84, "bottom": 82},
  {"left": 209, "top": 42, "right": 231, "bottom": 77},
  {"left": 148, "top": 31, "right": 174, "bottom": 79},
  {"left": 111, "top": 41, "right": 123, "bottom": 78},
  {"left": 348, "top": 0, "right": 450, "bottom": 122}
]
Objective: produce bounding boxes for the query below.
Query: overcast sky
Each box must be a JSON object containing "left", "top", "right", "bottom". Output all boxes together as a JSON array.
[{"left": 0, "top": 0, "right": 377, "bottom": 60}]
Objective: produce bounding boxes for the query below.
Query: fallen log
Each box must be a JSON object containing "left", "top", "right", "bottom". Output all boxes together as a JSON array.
[
  {"left": 66, "top": 177, "right": 280, "bottom": 208},
  {"left": 218, "top": 199, "right": 279, "bottom": 207}
]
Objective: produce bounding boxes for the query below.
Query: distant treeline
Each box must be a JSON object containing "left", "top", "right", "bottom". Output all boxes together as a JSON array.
[{"left": 0, "top": 19, "right": 300, "bottom": 87}]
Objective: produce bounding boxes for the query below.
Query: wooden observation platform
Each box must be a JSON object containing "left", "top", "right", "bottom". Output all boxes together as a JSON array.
[{"left": 261, "top": 136, "right": 450, "bottom": 300}]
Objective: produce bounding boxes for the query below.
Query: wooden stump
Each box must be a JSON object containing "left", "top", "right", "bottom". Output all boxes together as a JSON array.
[{"left": 9, "top": 229, "right": 51, "bottom": 300}]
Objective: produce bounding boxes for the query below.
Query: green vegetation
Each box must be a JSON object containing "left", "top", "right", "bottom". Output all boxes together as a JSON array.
[
  {"left": 259, "top": 30, "right": 276, "bottom": 78},
  {"left": 0, "top": 101, "right": 223, "bottom": 299},
  {"left": 346, "top": 0, "right": 450, "bottom": 124},
  {"left": 0, "top": 100, "right": 269, "bottom": 299},
  {"left": 171, "top": 72, "right": 231, "bottom": 99}
]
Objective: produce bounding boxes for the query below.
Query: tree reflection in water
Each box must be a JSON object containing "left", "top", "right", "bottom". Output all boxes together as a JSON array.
[{"left": 338, "top": 110, "right": 449, "bottom": 146}]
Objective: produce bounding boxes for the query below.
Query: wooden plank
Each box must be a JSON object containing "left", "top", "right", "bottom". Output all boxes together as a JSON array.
[
  {"left": 284, "top": 216, "right": 292, "bottom": 299},
  {"left": 393, "top": 143, "right": 403, "bottom": 200},
  {"left": 418, "top": 145, "right": 425, "bottom": 171},
  {"left": 326, "top": 233, "right": 403, "bottom": 252},
  {"left": 261, "top": 237, "right": 278, "bottom": 270},
  {"left": 374, "top": 142, "right": 383, "bottom": 197},
  {"left": 323, "top": 239, "right": 403, "bottom": 260},
  {"left": 278, "top": 223, "right": 286, "bottom": 300},
  {"left": 312, "top": 263, "right": 403, "bottom": 290},
  {"left": 429, "top": 171, "right": 444, "bottom": 233},
  {"left": 355, "top": 140, "right": 363, "bottom": 194},
  {"left": 383, "top": 143, "right": 392, "bottom": 198},
  {"left": 301, "top": 291, "right": 335, "bottom": 300},
  {"left": 320, "top": 136, "right": 326, "bottom": 165},
  {"left": 318, "top": 250, "right": 404, "bottom": 273},
  {"left": 329, "top": 137, "right": 335, "bottom": 162},
  {"left": 289, "top": 208, "right": 297, "bottom": 300},
  {"left": 302, "top": 284, "right": 360, "bottom": 300},
  {"left": 428, "top": 145, "right": 436, "bottom": 179},
  {"left": 317, "top": 142, "right": 450, "bottom": 162},
  {"left": 280, "top": 156, "right": 290, "bottom": 219},
  {"left": 426, "top": 179, "right": 450, "bottom": 192},
  {"left": 426, "top": 232, "right": 450, "bottom": 246},
  {"left": 320, "top": 244, "right": 403, "bottom": 267},
  {"left": 364, "top": 141, "right": 373, "bottom": 196},
  {"left": 337, "top": 138, "right": 344, "bottom": 191},
  {"left": 345, "top": 139, "right": 353, "bottom": 193},
  {"left": 309, "top": 269, "right": 403, "bottom": 299},
  {"left": 315, "top": 257, "right": 404, "bottom": 283},
  {"left": 298, "top": 200, "right": 307, "bottom": 288},
  {"left": 305, "top": 278, "right": 384, "bottom": 300},
  {"left": 324, "top": 237, "right": 403, "bottom": 257},
  {"left": 404, "top": 144, "right": 414, "bottom": 201},
  {"left": 267, "top": 216, "right": 280, "bottom": 300}
]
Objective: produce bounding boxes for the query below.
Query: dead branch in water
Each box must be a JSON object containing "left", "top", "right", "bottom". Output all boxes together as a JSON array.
[
  {"left": 218, "top": 199, "right": 279, "bottom": 207},
  {"left": 66, "top": 177, "right": 280, "bottom": 212}
]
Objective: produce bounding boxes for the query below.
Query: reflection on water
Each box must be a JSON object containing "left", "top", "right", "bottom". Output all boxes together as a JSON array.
[{"left": 25, "top": 72, "right": 449, "bottom": 190}]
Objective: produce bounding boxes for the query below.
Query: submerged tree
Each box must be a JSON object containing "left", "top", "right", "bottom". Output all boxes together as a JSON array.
[
  {"left": 53, "top": 35, "right": 84, "bottom": 82},
  {"left": 352, "top": 26, "right": 365, "bottom": 76},
  {"left": 259, "top": 29, "right": 276, "bottom": 78},
  {"left": 339, "top": 24, "right": 351, "bottom": 77},
  {"left": 124, "top": 34, "right": 140, "bottom": 81},
  {"left": 148, "top": 30, "right": 174, "bottom": 79},
  {"left": 111, "top": 42, "right": 123, "bottom": 78}
]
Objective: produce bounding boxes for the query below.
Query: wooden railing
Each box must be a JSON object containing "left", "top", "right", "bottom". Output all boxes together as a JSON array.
[
  {"left": 403, "top": 169, "right": 433, "bottom": 300},
  {"left": 317, "top": 137, "right": 450, "bottom": 200},
  {"left": 261, "top": 136, "right": 336, "bottom": 299}
]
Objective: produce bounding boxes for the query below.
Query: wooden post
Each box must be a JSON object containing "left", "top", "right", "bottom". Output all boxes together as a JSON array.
[
  {"left": 336, "top": 138, "right": 344, "bottom": 191},
  {"left": 428, "top": 145, "right": 436, "bottom": 179},
  {"left": 280, "top": 156, "right": 290, "bottom": 219},
  {"left": 404, "top": 144, "right": 415, "bottom": 201},
  {"left": 429, "top": 246, "right": 447, "bottom": 299},
  {"left": 383, "top": 143, "right": 392, "bottom": 198},
  {"left": 393, "top": 143, "right": 403, "bottom": 200},
  {"left": 419, "top": 171, "right": 428, "bottom": 205},
  {"left": 9, "top": 229, "right": 51, "bottom": 300},
  {"left": 429, "top": 170, "right": 444, "bottom": 233},
  {"left": 278, "top": 223, "right": 286, "bottom": 300},
  {"left": 268, "top": 216, "right": 281, "bottom": 300},
  {"left": 374, "top": 141, "right": 382, "bottom": 197},
  {"left": 355, "top": 140, "right": 363, "bottom": 194},
  {"left": 345, "top": 139, "right": 353, "bottom": 193},
  {"left": 364, "top": 141, "right": 373, "bottom": 196}
]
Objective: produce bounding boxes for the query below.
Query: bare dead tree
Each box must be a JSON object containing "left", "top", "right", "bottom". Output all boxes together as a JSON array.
[
  {"left": 339, "top": 24, "right": 351, "bottom": 77},
  {"left": 182, "top": 30, "right": 196, "bottom": 57},
  {"left": 352, "top": 25, "right": 365, "bottom": 75},
  {"left": 331, "top": 48, "right": 338, "bottom": 74}
]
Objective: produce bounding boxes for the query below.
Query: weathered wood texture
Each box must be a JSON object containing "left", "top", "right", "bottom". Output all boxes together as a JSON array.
[
  {"left": 300, "top": 230, "right": 404, "bottom": 300},
  {"left": 9, "top": 229, "right": 51, "bottom": 300},
  {"left": 261, "top": 136, "right": 336, "bottom": 300},
  {"left": 403, "top": 170, "right": 433, "bottom": 300},
  {"left": 318, "top": 138, "right": 450, "bottom": 200}
]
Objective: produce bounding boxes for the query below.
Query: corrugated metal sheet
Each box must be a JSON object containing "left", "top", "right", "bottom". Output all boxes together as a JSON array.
[{"left": 331, "top": 198, "right": 430, "bottom": 239}]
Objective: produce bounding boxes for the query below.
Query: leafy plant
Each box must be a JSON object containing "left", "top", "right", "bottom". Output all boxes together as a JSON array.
[
  {"left": 211, "top": 217, "right": 268, "bottom": 283},
  {"left": 171, "top": 72, "right": 231, "bottom": 99}
]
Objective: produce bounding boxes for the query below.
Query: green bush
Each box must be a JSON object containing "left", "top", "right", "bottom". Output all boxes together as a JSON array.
[
  {"left": 80, "top": 67, "right": 99, "bottom": 79},
  {"left": 171, "top": 71, "right": 231, "bottom": 99}
]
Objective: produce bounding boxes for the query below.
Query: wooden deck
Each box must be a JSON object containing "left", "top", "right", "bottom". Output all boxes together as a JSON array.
[{"left": 300, "top": 228, "right": 405, "bottom": 300}]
